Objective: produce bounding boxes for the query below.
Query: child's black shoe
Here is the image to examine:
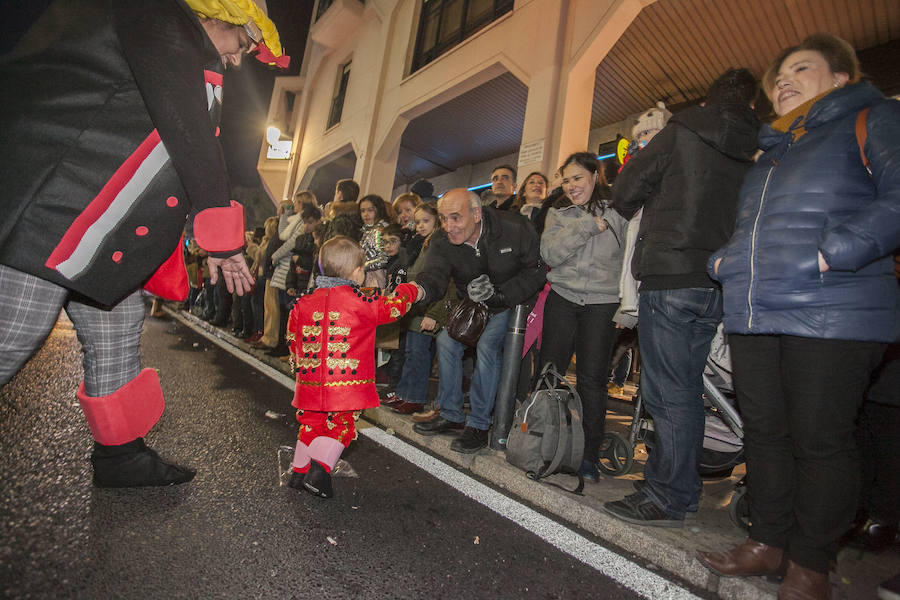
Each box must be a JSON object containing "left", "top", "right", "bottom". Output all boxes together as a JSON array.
[
  {"left": 303, "top": 461, "right": 333, "bottom": 498},
  {"left": 288, "top": 470, "right": 305, "bottom": 490}
]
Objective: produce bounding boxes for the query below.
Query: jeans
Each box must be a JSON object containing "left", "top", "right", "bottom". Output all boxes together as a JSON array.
[
  {"left": 436, "top": 309, "right": 509, "bottom": 430},
  {"left": 637, "top": 287, "right": 722, "bottom": 519},
  {"left": 538, "top": 290, "right": 618, "bottom": 463},
  {"left": 394, "top": 330, "right": 435, "bottom": 405},
  {"left": 730, "top": 333, "right": 886, "bottom": 573}
]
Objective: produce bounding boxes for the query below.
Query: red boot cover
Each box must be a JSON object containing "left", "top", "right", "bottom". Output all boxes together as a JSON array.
[
  {"left": 144, "top": 235, "right": 188, "bottom": 301},
  {"left": 292, "top": 440, "right": 310, "bottom": 473},
  {"left": 308, "top": 436, "right": 345, "bottom": 472},
  {"left": 77, "top": 368, "right": 165, "bottom": 446},
  {"left": 193, "top": 201, "right": 244, "bottom": 253}
]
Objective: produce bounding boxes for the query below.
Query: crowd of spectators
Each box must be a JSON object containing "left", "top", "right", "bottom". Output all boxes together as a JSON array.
[{"left": 174, "top": 32, "right": 899, "bottom": 600}]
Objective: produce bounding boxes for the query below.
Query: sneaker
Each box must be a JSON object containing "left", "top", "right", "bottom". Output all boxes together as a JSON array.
[
  {"left": 631, "top": 479, "right": 700, "bottom": 513},
  {"left": 380, "top": 391, "right": 404, "bottom": 407},
  {"left": 413, "top": 416, "right": 465, "bottom": 436},
  {"left": 603, "top": 492, "right": 683, "bottom": 528},
  {"left": 607, "top": 382, "right": 624, "bottom": 396},
  {"left": 580, "top": 459, "right": 600, "bottom": 483},
  {"left": 450, "top": 426, "right": 488, "bottom": 454},
  {"left": 411, "top": 406, "right": 440, "bottom": 423}
]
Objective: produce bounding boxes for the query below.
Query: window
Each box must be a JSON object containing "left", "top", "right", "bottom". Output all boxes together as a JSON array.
[
  {"left": 411, "top": 0, "right": 513, "bottom": 72},
  {"left": 315, "top": 0, "right": 364, "bottom": 22},
  {"left": 327, "top": 61, "right": 351, "bottom": 129}
]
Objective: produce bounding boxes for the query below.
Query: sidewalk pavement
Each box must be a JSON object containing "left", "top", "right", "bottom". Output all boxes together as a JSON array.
[{"left": 165, "top": 304, "right": 898, "bottom": 600}]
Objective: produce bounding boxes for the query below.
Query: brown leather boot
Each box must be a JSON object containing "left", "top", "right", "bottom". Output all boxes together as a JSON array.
[
  {"left": 698, "top": 539, "right": 784, "bottom": 577},
  {"left": 778, "top": 560, "right": 830, "bottom": 600}
]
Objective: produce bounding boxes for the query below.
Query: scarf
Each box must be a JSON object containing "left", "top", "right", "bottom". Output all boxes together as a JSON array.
[
  {"left": 315, "top": 275, "right": 357, "bottom": 289},
  {"left": 770, "top": 89, "right": 835, "bottom": 141}
]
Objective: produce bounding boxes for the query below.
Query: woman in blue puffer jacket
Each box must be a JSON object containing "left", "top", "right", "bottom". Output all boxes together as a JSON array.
[{"left": 698, "top": 34, "right": 900, "bottom": 599}]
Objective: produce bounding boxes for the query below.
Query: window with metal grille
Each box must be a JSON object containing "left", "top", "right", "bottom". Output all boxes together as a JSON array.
[
  {"left": 411, "top": 0, "right": 513, "bottom": 73},
  {"left": 327, "top": 61, "right": 351, "bottom": 129}
]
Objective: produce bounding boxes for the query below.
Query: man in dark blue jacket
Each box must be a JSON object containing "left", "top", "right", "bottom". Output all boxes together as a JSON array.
[
  {"left": 412, "top": 189, "right": 545, "bottom": 453},
  {"left": 604, "top": 69, "right": 760, "bottom": 527}
]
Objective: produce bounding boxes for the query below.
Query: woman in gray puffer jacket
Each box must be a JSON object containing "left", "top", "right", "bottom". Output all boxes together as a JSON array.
[
  {"left": 699, "top": 34, "right": 900, "bottom": 598},
  {"left": 539, "top": 152, "right": 628, "bottom": 483}
]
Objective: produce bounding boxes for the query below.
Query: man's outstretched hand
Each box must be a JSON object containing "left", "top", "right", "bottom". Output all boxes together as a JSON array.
[{"left": 208, "top": 253, "right": 254, "bottom": 295}]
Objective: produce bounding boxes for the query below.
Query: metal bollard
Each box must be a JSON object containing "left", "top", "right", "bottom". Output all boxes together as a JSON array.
[{"left": 490, "top": 303, "right": 529, "bottom": 450}]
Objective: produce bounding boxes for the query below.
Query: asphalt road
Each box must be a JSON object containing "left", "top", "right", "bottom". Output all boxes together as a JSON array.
[{"left": 0, "top": 308, "right": 689, "bottom": 599}]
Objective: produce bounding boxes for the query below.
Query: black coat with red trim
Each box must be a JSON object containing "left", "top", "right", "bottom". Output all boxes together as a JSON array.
[{"left": 0, "top": 0, "right": 242, "bottom": 306}]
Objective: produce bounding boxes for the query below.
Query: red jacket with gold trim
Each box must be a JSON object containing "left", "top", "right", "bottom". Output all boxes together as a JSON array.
[
  {"left": 288, "top": 283, "right": 418, "bottom": 412},
  {"left": 0, "top": 0, "right": 243, "bottom": 306}
]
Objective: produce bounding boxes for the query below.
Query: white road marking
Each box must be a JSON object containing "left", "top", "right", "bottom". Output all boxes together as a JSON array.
[
  {"left": 364, "top": 427, "right": 702, "bottom": 600},
  {"left": 168, "top": 308, "right": 702, "bottom": 600}
]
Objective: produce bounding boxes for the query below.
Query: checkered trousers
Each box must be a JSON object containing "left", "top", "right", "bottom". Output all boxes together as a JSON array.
[{"left": 0, "top": 264, "right": 145, "bottom": 396}]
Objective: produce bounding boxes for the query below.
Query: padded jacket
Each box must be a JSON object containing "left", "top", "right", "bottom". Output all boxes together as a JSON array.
[
  {"left": 416, "top": 207, "right": 545, "bottom": 312},
  {"left": 541, "top": 201, "right": 628, "bottom": 305},
  {"left": 709, "top": 82, "right": 900, "bottom": 342},
  {"left": 612, "top": 103, "right": 759, "bottom": 290}
]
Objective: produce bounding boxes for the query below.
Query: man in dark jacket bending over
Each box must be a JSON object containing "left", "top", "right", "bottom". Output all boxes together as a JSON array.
[
  {"left": 604, "top": 69, "right": 760, "bottom": 527},
  {"left": 412, "top": 189, "right": 545, "bottom": 453}
]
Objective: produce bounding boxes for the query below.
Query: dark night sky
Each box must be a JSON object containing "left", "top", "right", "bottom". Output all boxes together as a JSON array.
[
  {"left": 0, "top": 0, "right": 313, "bottom": 189},
  {"left": 220, "top": 0, "right": 313, "bottom": 187}
]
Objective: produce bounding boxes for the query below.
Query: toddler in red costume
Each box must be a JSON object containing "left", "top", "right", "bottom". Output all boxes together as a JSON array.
[{"left": 287, "top": 236, "right": 421, "bottom": 497}]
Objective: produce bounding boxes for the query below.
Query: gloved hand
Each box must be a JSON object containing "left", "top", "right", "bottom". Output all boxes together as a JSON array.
[{"left": 467, "top": 274, "right": 494, "bottom": 303}]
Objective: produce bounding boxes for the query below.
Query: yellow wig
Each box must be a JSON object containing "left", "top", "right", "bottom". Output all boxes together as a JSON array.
[{"left": 185, "top": 0, "right": 289, "bottom": 67}]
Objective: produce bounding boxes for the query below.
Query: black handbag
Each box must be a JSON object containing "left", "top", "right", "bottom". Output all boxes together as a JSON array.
[{"left": 445, "top": 297, "right": 490, "bottom": 347}]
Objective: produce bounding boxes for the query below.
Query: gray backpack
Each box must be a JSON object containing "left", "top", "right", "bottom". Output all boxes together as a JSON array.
[{"left": 505, "top": 363, "right": 585, "bottom": 494}]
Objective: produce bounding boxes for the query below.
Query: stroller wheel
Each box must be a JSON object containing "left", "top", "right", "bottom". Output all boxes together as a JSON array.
[
  {"left": 729, "top": 484, "right": 751, "bottom": 533},
  {"left": 597, "top": 432, "right": 634, "bottom": 476}
]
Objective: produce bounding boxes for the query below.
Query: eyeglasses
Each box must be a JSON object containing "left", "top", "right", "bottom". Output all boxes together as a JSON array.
[{"left": 243, "top": 21, "right": 262, "bottom": 45}]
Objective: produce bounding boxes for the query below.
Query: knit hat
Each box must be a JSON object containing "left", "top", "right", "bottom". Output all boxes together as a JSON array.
[
  {"left": 632, "top": 102, "right": 672, "bottom": 139},
  {"left": 185, "top": 0, "right": 290, "bottom": 68}
]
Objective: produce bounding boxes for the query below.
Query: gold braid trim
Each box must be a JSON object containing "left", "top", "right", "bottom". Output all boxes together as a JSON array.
[
  {"left": 302, "top": 343, "right": 321, "bottom": 353},
  {"left": 312, "top": 311, "right": 324, "bottom": 321},
  {"left": 328, "top": 311, "right": 340, "bottom": 320},
  {"left": 328, "top": 326, "right": 350, "bottom": 336},
  {"left": 328, "top": 342, "right": 350, "bottom": 353},
  {"left": 293, "top": 378, "right": 375, "bottom": 387},
  {"left": 326, "top": 357, "right": 360, "bottom": 369},
  {"left": 302, "top": 325, "right": 321, "bottom": 336}
]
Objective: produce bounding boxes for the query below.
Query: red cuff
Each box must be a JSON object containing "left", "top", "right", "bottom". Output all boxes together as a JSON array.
[
  {"left": 77, "top": 369, "right": 165, "bottom": 445},
  {"left": 194, "top": 201, "right": 244, "bottom": 253}
]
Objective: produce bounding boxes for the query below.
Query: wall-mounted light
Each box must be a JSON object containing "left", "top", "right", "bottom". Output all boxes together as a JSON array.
[{"left": 266, "top": 126, "right": 292, "bottom": 160}]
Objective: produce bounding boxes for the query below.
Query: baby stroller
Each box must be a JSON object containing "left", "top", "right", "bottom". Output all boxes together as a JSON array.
[{"left": 597, "top": 325, "right": 750, "bottom": 531}]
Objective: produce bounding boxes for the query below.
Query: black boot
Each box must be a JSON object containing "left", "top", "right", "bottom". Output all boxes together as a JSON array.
[
  {"left": 91, "top": 438, "right": 195, "bottom": 488},
  {"left": 288, "top": 470, "right": 305, "bottom": 490},
  {"left": 302, "top": 461, "right": 333, "bottom": 498}
]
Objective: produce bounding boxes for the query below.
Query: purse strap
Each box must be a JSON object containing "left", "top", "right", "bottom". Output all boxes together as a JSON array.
[{"left": 856, "top": 108, "right": 871, "bottom": 177}]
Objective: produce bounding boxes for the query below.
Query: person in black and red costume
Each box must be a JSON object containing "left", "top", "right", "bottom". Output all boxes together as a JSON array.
[{"left": 0, "top": 0, "right": 289, "bottom": 487}]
